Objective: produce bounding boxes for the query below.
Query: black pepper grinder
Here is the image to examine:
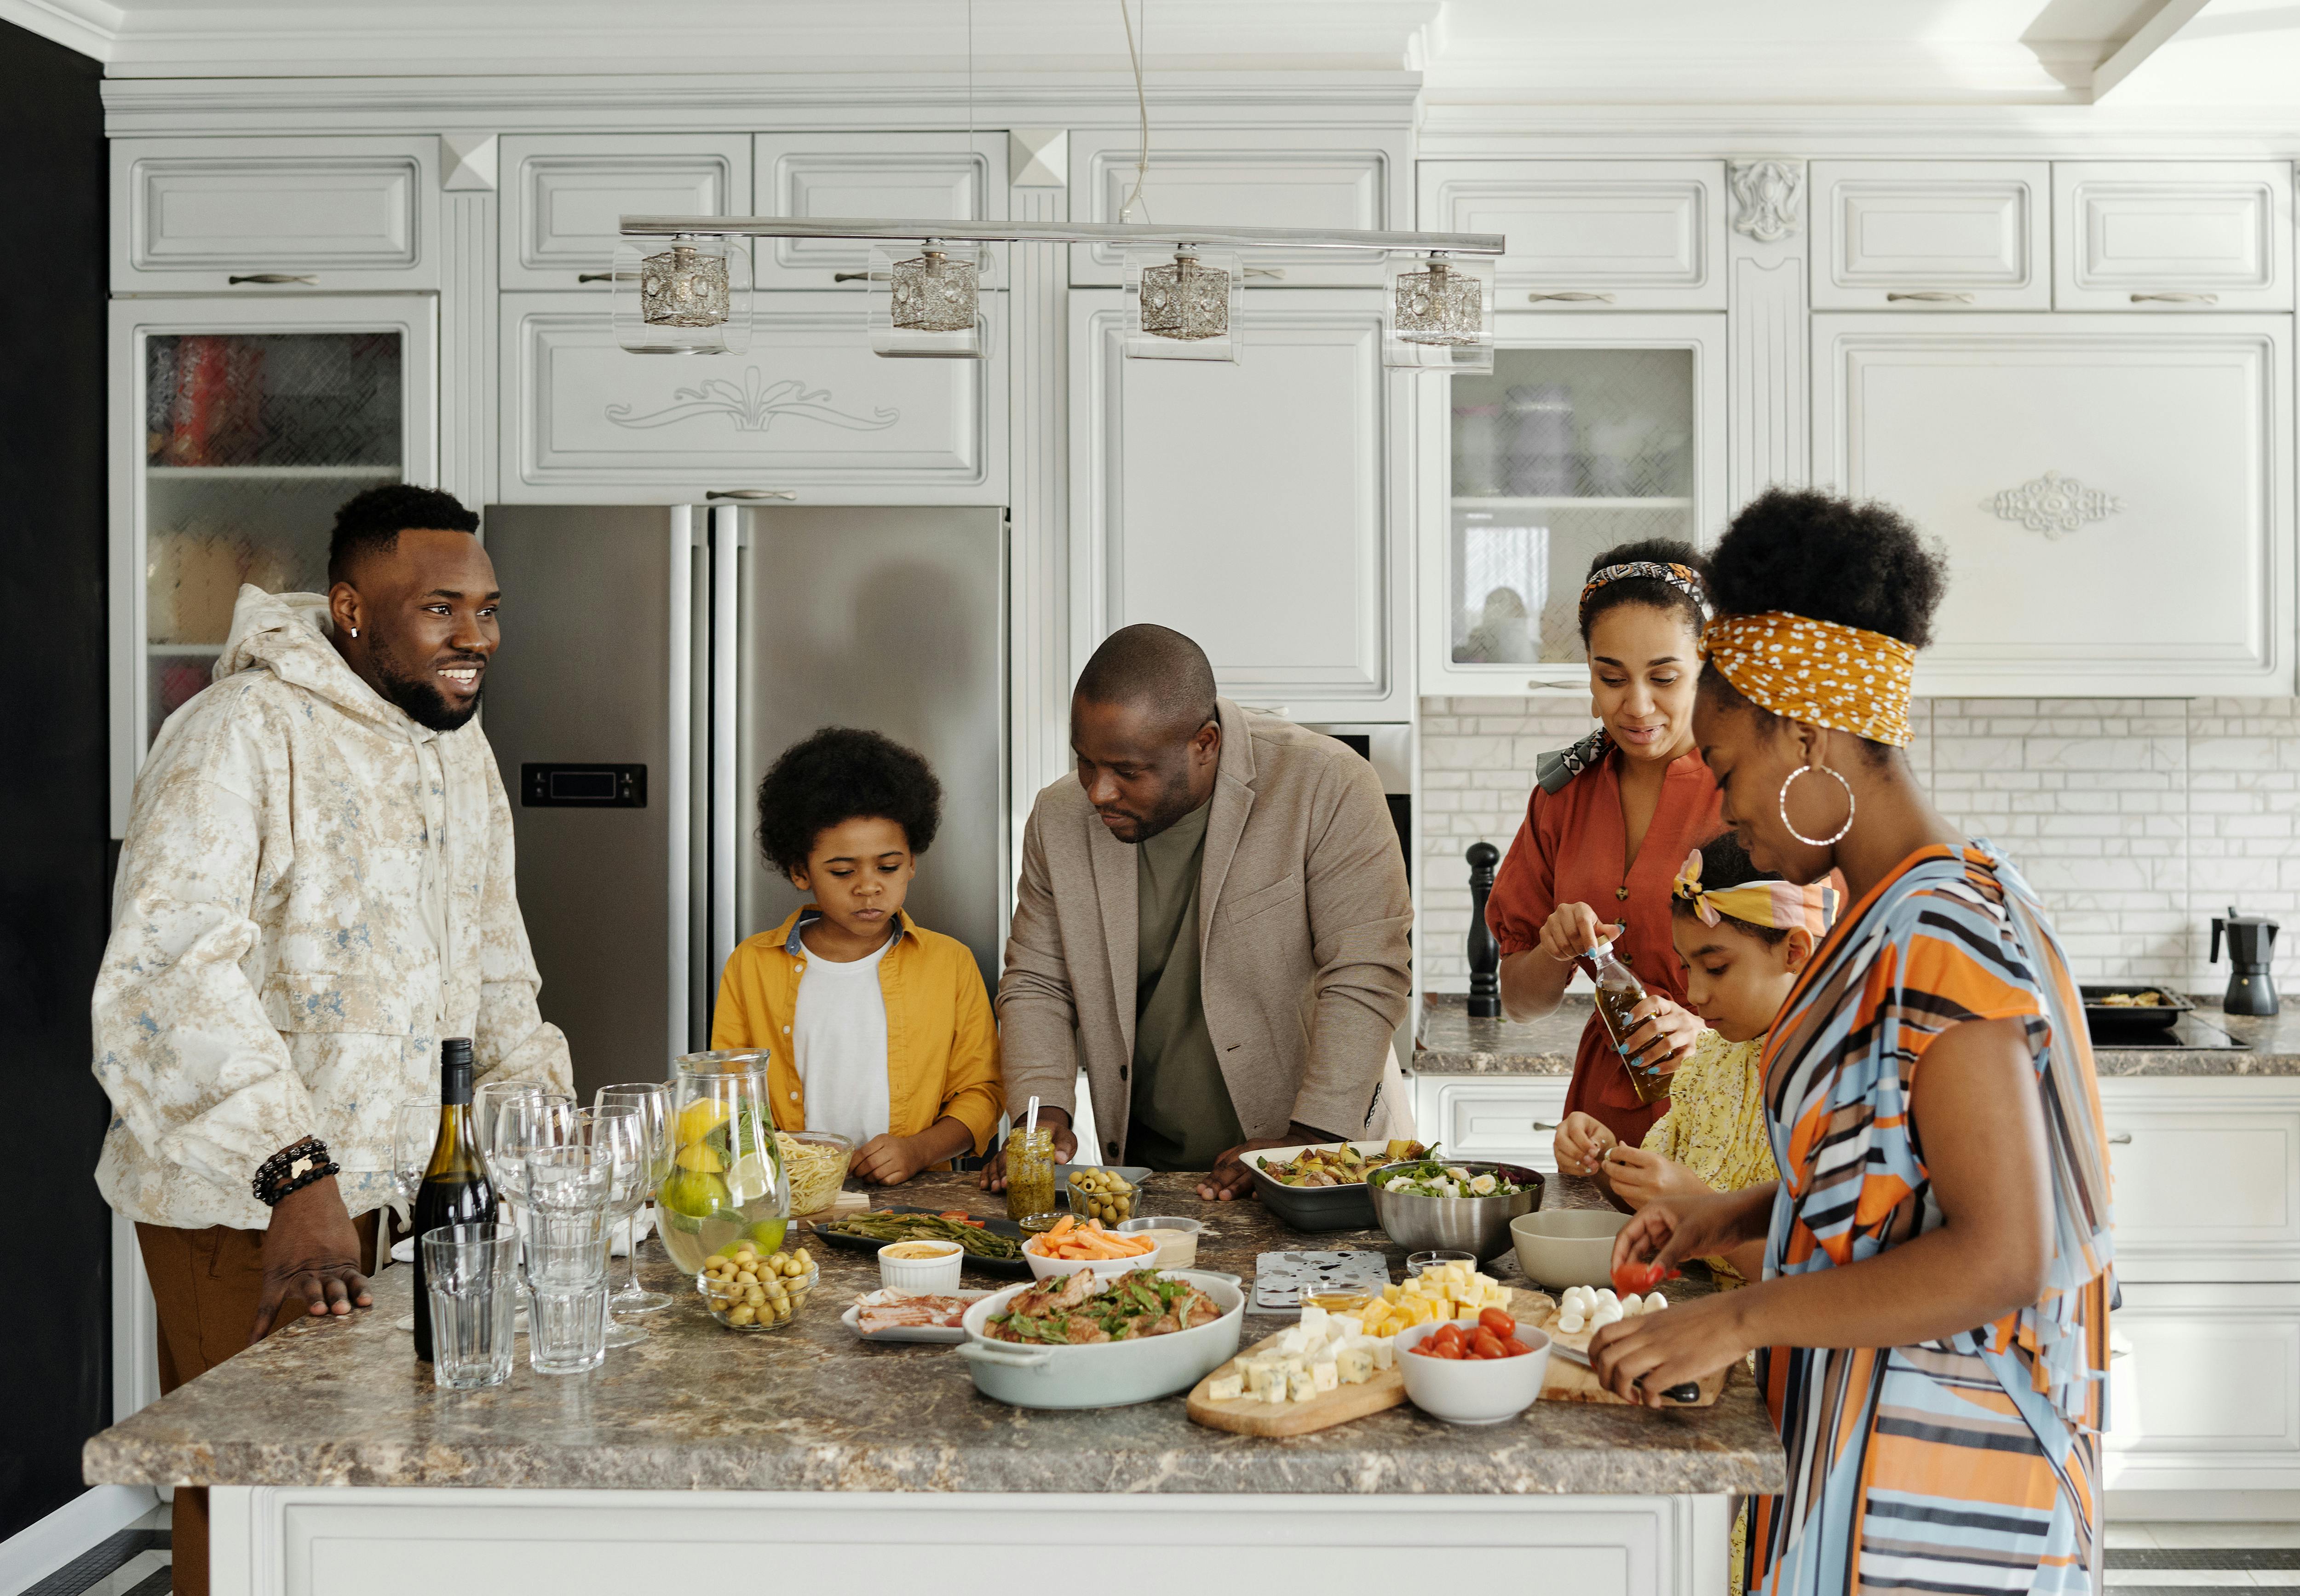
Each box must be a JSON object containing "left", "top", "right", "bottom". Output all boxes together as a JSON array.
[
  {"left": 1467, "top": 841, "right": 1501, "bottom": 1019},
  {"left": 2212, "top": 907, "right": 2282, "bottom": 1016}
]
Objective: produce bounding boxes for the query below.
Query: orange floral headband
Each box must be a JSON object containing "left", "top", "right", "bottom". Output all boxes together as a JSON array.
[{"left": 1699, "top": 610, "right": 1917, "bottom": 748}]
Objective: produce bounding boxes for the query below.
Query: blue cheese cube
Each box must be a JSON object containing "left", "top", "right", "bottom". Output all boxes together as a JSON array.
[
  {"left": 1311, "top": 1360, "right": 1340, "bottom": 1394},
  {"left": 1334, "top": 1342, "right": 1374, "bottom": 1385},
  {"left": 1287, "top": 1367, "right": 1317, "bottom": 1402},
  {"left": 1207, "top": 1373, "right": 1245, "bottom": 1402}
]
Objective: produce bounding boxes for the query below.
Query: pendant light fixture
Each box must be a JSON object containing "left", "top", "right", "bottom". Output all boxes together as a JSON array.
[
  {"left": 613, "top": 234, "right": 751, "bottom": 355},
  {"left": 1125, "top": 245, "right": 1242, "bottom": 362},
  {"left": 1384, "top": 251, "right": 1496, "bottom": 372},
  {"left": 869, "top": 239, "right": 985, "bottom": 357}
]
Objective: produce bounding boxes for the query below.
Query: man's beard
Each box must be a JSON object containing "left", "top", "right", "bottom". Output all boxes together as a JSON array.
[{"left": 370, "top": 643, "right": 483, "bottom": 732}]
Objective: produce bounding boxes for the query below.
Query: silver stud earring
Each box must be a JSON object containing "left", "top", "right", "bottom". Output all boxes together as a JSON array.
[{"left": 347, "top": 627, "right": 358, "bottom": 638}]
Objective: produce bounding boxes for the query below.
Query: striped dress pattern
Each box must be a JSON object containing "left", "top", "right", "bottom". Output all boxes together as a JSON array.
[{"left": 1748, "top": 843, "right": 2116, "bottom": 1596}]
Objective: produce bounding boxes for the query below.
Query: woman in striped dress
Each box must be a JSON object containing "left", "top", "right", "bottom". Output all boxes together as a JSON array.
[{"left": 1589, "top": 488, "right": 2116, "bottom": 1596}]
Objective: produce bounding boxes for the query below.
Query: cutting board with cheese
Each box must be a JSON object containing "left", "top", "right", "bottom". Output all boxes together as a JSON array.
[{"left": 1187, "top": 1287, "right": 1722, "bottom": 1434}]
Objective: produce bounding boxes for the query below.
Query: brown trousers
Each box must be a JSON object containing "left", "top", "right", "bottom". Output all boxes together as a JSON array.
[{"left": 135, "top": 1213, "right": 381, "bottom": 1596}]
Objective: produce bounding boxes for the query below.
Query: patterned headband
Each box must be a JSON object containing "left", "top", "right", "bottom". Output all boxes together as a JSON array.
[
  {"left": 1700, "top": 610, "right": 1918, "bottom": 748},
  {"left": 1577, "top": 562, "right": 1711, "bottom": 628},
  {"left": 1672, "top": 849, "right": 1838, "bottom": 939}
]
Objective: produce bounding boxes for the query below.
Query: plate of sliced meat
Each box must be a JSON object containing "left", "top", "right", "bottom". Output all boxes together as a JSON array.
[{"left": 842, "top": 1287, "right": 993, "bottom": 1343}]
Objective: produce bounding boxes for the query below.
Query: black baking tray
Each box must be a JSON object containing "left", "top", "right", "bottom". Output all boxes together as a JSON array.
[
  {"left": 808, "top": 1204, "right": 1034, "bottom": 1277},
  {"left": 2080, "top": 984, "right": 2195, "bottom": 1037}
]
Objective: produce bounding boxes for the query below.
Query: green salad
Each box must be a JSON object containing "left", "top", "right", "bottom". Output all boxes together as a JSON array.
[{"left": 1372, "top": 1160, "right": 1526, "bottom": 1200}]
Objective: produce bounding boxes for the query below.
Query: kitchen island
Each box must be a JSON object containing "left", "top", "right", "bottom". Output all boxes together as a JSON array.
[{"left": 86, "top": 1172, "right": 1780, "bottom": 1596}]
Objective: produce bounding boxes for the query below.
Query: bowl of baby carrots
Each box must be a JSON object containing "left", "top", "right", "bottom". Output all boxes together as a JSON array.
[{"left": 1020, "top": 1214, "right": 1162, "bottom": 1280}]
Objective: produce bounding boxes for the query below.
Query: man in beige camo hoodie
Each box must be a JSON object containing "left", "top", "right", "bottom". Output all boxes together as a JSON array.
[{"left": 91, "top": 485, "right": 572, "bottom": 1596}]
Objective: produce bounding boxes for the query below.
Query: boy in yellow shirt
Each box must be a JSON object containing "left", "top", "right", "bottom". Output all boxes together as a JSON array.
[{"left": 711, "top": 728, "right": 1002, "bottom": 1185}]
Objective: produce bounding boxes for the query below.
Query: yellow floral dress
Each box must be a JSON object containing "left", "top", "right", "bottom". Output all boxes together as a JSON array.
[{"left": 1640, "top": 1027, "right": 1780, "bottom": 1596}]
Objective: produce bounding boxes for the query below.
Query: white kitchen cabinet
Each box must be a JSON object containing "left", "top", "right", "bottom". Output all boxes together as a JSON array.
[
  {"left": 1420, "top": 312, "right": 1727, "bottom": 695},
  {"left": 107, "top": 293, "right": 437, "bottom": 832},
  {"left": 2054, "top": 161, "right": 2293, "bottom": 312},
  {"left": 2098, "top": 1077, "right": 2300, "bottom": 1282},
  {"left": 1069, "top": 288, "right": 1407, "bottom": 720},
  {"left": 1809, "top": 161, "right": 2050, "bottom": 310},
  {"left": 1813, "top": 313, "right": 2292, "bottom": 697},
  {"left": 113, "top": 136, "right": 439, "bottom": 293},
  {"left": 500, "top": 135, "right": 750, "bottom": 291},
  {"left": 1068, "top": 129, "right": 1406, "bottom": 288},
  {"left": 1417, "top": 161, "right": 1727, "bottom": 312},
  {"left": 1413, "top": 1075, "right": 1571, "bottom": 1173},
  {"left": 2105, "top": 1282, "right": 2300, "bottom": 1493},
  {"left": 752, "top": 133, "right": 1006, "bottom": 290},
  {"left": 500, "top": 291, "right": 1006, "bottom": 505}
]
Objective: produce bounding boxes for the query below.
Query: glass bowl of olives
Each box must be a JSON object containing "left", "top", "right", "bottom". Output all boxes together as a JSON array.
[
  {"left": 696, "top": 1242, "right": 817, "bottom": 1331},
  {"left": 1066, "top": 1167, "right": 1137, "bottom": 1225}
]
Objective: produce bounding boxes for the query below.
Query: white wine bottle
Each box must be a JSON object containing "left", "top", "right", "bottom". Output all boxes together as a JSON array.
[{"left": 411, "top": 1037, "right": 497, "bottom": 1363}]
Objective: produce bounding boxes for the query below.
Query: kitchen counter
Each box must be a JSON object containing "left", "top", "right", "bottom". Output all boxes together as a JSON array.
[
  {"left": 1413, "top": 992, "right": 2300, "bottom": 1077},
  {"left": 85, "top": 1171, "right": 1778, "bottom": 1499}
]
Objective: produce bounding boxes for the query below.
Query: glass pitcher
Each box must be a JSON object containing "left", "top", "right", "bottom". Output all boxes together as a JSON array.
[{"left": 660, "top": 1050, "right": 789, "bottom": 1275}]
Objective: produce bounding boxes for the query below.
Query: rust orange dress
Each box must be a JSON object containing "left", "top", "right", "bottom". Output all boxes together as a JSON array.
[{"left": 1483, "top": 733, "right": 1725, "bottom": 1147}]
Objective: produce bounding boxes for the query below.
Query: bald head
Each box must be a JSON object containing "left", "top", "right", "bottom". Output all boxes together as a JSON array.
[
  {"left": 1075, "top": 624, "right": 1218, "bottom": 734},
  {"left": 1070, "top": 625, "right": 1222, "bottom": 844}
]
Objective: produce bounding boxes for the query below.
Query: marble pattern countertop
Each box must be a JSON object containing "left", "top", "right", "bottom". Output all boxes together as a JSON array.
[
  {"left": 1413, "top": 993, "right": 2300, "bottom": 1078},
  {"left": 84, "top": 1173, "right": 1782, "bottom": 1498}
]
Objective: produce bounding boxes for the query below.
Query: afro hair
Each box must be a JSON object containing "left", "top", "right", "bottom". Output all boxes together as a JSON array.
[{"left": 754, "top": 727, "right": 942, "bottom": 879}]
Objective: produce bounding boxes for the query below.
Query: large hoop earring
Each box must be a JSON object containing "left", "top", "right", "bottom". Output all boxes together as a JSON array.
[{"left": 1779, "top": 762, "right": 1855, "bottom": 848}]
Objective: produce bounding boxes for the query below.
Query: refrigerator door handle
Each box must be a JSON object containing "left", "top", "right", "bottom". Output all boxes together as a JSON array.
[
  {"left": 666, "top": 505, "right": 695, "bottom": 1060},
  {"left": 710, "top": 504, "right": 742, "bottom": 996}
]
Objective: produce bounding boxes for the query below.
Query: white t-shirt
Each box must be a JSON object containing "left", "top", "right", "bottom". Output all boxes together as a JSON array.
[{"left": 790, "top": 931, "right": 894, "bottom": 1146}]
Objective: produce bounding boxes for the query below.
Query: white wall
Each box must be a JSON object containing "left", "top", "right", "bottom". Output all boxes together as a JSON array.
[{"left": 1420, "top": 694, "right": 2300, "bottom": 995}]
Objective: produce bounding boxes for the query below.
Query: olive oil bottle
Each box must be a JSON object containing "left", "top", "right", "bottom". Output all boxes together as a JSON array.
[
  {"left": 411, "top": 1037, "right": 497, "bottom": 1363},
  {"left": 1587, "top": 940, "right": 1672, "bottom": 1107}
]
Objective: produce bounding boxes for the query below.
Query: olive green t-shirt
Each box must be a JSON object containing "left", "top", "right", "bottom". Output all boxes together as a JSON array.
[{"left": 1125, "top": 798, "right": 1245, "bottom": 1171}]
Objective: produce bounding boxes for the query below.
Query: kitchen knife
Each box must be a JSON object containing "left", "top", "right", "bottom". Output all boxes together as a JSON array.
[{"left": 1548, "top": 1340, "right": 1702, "bottom": 1404}]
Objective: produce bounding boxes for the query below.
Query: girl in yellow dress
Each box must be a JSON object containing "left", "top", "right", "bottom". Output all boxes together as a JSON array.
[{"left": 1557, "top": 831, "right": 1836, "bottom": 1281}]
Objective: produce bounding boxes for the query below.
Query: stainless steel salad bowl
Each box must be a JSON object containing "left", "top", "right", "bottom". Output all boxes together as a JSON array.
[{"left": 1367, "top": 1161, "right": 1543, "bottom": 1262}]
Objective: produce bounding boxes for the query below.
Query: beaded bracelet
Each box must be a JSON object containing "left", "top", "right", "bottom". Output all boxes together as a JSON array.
[{"left": 251, "top": 1136, "right": 339, "bottom": 1207}]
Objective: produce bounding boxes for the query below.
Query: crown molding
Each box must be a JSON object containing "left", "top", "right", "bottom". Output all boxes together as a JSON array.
[
  {"left": 1415, "top": 101, "right": 2300, "bottom": 161},
  {"left": 0, "top": 0, "right": 120, "bottom": 59},
  {"left": 101, "top": 69, "right": 1423, "bottom": 137}
]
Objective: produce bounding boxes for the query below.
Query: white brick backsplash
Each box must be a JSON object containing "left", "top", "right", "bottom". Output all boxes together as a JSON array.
[{"left": 1418, "top": 695, "right": 2300, "bottom": 995}]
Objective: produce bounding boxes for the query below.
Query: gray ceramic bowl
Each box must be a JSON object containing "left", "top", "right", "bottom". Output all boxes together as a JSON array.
[
  {"left": 1367, "top": 1162, "right": 1543, "bottom": 1262},
  {"left": 1244, "top": 1140, "right": 1398, "bottom": 1232},
  {"left": 1510, "top": 1207, "right": 1633, "bottom": 1289}
]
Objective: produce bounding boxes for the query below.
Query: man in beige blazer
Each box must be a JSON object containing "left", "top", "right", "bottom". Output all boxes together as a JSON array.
[{"left": 986, "top": 624, "right": 1412, "bottom": 1200}]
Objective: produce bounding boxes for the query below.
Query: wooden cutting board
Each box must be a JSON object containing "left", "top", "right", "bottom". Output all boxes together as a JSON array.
[
  {"left": 794, "top": 1190, "right": 870, "bottom": 1225},
  {"left": 1187, "top": 1288, "right": 1721, "bottom": 1434}
]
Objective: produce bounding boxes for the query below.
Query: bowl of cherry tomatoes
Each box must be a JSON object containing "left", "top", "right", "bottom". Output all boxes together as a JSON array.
[{"left": 1395, "top": 1307, "right": 1551, "bottom": 1425}]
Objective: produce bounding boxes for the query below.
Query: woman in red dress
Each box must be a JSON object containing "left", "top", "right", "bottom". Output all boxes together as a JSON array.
[{"left": 1484, "top": 540, "right": 1723, "bottom": 1168}]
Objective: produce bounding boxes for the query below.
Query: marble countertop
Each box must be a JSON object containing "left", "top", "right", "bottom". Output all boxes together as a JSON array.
[
  {"left": 1413, "top": 992, "right": 2300, "bottom": 1078},
  {"left": 84, "top": 1172, "right": 1782, "bottom": 1498}
]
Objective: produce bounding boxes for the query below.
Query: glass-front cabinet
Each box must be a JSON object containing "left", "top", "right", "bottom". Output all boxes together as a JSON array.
[
  {"left": 1418, "top": 313, "right": 1725, "bottom": 693},
  {"left": 109, "top": 295, "right": 437, "bottom": 829}
]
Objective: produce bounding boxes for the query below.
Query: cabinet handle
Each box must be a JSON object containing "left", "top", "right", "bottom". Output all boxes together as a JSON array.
[
  {"left": 1244, "top": 267, "right": 1288, "bottom": 281},
  {"left": 1530, "top": 1121, "right": 1558, "bottom": 1132},
  {"left": 227, "top": 273, "right": 316, "bottom": 286},
  {"left": 705, "top": 489, "right": 799, "bottom": 502},
  {"left": 832, "top": 270, "right": 889, "bottom": 284},
  {"left": 577, "top": 270, "right": 634, "bottom": 284},
  {"left": 2131, "top": 291, "right": 2219, "bottom": 304},
  {"left": 1527, "top": 291, "right": 1616, "bottom": 304},
  {"left": 1885, "top": 291, "right": 1976, "bottom": 304},
  {"left": 2108, "top": 1132, "right": 2133, "bottom": 1145}
]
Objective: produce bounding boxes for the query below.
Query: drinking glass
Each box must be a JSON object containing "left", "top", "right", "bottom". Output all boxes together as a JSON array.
[
  {"left": 661, "top": 1051, "right": 788, "bottom": 1275},
  {"left": 583, "top": 1104, "right": 651, "bottom": 1348},
  {"left": 595, "top": 1081, "right": 674, "bottom": 1315},
  {"left": 421, "top": 1222, "right": 519, "bottom": 1389},
  {"left": 1406, "top": 1250, "right": 1478, "bottom": 1278},
  {"left": 389, "top": 1100, "right": 441, "bottom": 1332},
  {"left": 522, "top": 1143, "right": 613, "bottom": 1375},
  {"left": 491, "top": 1094, "right": 575, "bottom": 1314}
]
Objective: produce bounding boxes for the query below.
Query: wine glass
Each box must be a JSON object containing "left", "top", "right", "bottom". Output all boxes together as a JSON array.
[
  {"left": 582, "top": 1105, "right": 650, "bottom": 1348},
  {"left": 491, "top": 1094, "right": 576, "bottom": 1314},
  {"left": 596, "top": 1082, "right": 673, "bottom": 1315},
  {"left": 389, "top": 1100, "right": 440, "bottom": 1332},
  {"left": 473, "top": 1079, "right": 545, "bottom": 1185}
]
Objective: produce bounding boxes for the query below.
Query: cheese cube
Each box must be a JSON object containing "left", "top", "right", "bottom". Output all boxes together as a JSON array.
[
  {"left": 1334, "top": 1342, "right": 1373, "bottom": 1384},
  {"left": 1288, "top": 1368, "right": 1317, "bottom": 1402},
  {"left": 1368, "top": 1336, "right": 1395, "bottom": 1371},
  {"left": 1262, "top": 1377, "right": 1290, "bottom": 1404},
  {"left": 1382, "top": 1283, "right": 1402, "bottom": 1303},
  {"left": 1242, "top": 1359, "right": 1282, "bottom": 1398},
  {"left": 1208, "top": 1374, "right": 1244, "bottom": 1402},
  {"left": 1279, "top": 1326, "right": 1313, "bottom": 1356},
  {"left": 1299, "top": 1304, "right": 1329, "bottom": 1338},
  {"left": 1311, "top": 1360, "right": 1340, "bottom": 1393},
  {"left": 1332, "top": 1314, "right": 1363, "bottom": 1340}
]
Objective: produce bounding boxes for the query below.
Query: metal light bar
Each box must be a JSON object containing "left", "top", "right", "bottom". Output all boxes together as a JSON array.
[{"left": 621, "top": 215, "right": 1507, "bottom": 256}]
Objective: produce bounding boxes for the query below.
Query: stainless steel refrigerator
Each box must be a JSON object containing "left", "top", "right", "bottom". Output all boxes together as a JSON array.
[{"left": 482, "top": 504, "right": 1006, "bottom": 1102}]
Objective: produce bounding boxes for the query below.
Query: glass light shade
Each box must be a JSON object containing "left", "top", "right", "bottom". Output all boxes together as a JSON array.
[
  {"left": 867, "top": 241, "right": 984, "bottom": 358},
  {"left": 1385, "top": 253, "right": 1495, "bottom": 373},
  {"left": 613, "top": 236, "right": 752, "bottom": 355},
  {"left": 1124, "top": 247, "right": 1242, "bottom": 362}
]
